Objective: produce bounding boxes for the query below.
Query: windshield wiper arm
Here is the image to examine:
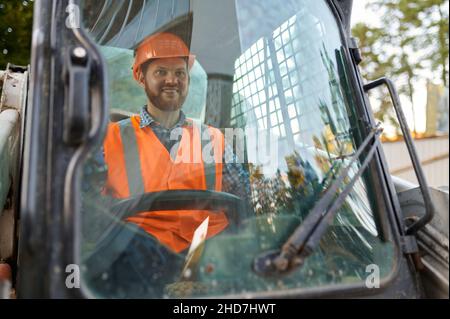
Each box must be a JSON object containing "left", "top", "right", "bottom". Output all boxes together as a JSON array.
[{"left": 253, "top": 124, "right": 383, "bottom": 276}]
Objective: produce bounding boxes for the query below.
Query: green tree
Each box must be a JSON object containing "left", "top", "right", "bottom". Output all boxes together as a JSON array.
[
  {"left": 0, "top": 0, "right": 34, "bottom": 70},
  {"left": 373, "top": 0, "right": 449, "bottom": 86},
  {"left": 352, "top": 22, "right": 404, "bottom": 134},
  {"left": 352, "top": 0, "right": 449, "bottom": 134}
]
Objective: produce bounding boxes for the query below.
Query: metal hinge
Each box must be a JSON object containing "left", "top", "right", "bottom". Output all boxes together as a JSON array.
[
  {"left": 349, "top": 37, "right": 362, "bottom": 65},
  {"left": 401, "top": 235, "right": 425, "bottom": 271},
  {"left": 401, "top": 235, "right": 419, "bottom": 254}
]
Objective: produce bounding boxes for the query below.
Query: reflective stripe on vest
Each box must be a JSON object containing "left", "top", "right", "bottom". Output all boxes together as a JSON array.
[
  {"left": 103, "top": 115, "right": 227, "bottom": 253},
  {"left": 119, "top": 118, "right": 145, "bottom": 196},
  {"left": 119, "top": 118, "right": 218, "bottom": 195},
  {"left": 192, "top": 119, "right": 216, "bottom": 192}
]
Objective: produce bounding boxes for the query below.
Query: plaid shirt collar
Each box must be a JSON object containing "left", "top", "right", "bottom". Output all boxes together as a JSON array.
[{"left": 139, "top": 106, "right": 188, "bottom": 129}]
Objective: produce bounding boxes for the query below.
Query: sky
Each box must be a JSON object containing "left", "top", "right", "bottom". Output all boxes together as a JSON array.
[
  {"left": 351, "top": 0, "right": 381, "bottom": 27},
  {"left": 350, "top": 0, "right": 429, "bottom": 134}
]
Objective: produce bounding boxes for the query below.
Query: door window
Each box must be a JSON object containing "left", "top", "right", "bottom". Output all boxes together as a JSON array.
[{"left": 79, "top": 0, "right": 395, "bottom": 298}]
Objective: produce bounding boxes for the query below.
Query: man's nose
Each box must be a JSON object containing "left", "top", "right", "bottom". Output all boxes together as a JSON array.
[{"left": 164, "top": 72, "right": 178, "bottom": 85}]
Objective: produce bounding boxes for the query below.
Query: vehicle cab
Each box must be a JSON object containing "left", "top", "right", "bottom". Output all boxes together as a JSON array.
[{"left": 0, "top": 0, "right": 446, "bottom": 299}]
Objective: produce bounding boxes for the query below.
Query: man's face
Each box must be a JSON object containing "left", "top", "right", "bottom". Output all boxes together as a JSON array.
[{"left": 140, "top": 57, "right": 189, "bottom": 112}]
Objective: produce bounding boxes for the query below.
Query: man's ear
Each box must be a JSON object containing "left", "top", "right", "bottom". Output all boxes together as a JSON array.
[{"left": 137, "top": 69, "right": 146, "bottom": 88}]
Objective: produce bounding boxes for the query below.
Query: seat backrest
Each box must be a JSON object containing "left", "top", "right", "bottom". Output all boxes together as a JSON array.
[{"left": 109, "top": 108, "right": 136, "bottom": 122}]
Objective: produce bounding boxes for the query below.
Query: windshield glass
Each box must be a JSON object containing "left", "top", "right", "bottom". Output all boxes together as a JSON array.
[{"left": 79, "top": 0, "right": 395, "bottom": 298}]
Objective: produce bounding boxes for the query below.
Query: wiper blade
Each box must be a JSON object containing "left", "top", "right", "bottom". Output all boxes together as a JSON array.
[{"left": 253, "top": 125, "right": 383, "bottom": 276}]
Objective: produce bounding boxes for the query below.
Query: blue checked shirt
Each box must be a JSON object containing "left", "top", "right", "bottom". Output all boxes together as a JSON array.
[{"left": 84, "top": 107, "right": 251, "bottom": 206}]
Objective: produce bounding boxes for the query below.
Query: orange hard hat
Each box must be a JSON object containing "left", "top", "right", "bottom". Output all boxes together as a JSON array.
[{"left": 132, "top": 32, "right": 195, "bottom": 82}]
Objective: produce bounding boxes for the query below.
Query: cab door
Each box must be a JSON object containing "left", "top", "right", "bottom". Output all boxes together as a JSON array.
[
  {"left": 17, "top": 0, "right": 108, "bottom": 298},
  {"left": 17, "top": 0, "right": 425, "bottom": 299}
]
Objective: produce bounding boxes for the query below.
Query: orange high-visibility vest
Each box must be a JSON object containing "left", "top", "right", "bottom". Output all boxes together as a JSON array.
[{"left": 103, "top": 115, "right": 228, "bottom": 253}]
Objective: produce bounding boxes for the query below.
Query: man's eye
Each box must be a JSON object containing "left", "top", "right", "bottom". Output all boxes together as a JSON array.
[
  {"left": 176, "top": 71, "right": 186, "bottom": 77},
  {"left": 155, "top": 70, "right": 167, "bottom": 76}
]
